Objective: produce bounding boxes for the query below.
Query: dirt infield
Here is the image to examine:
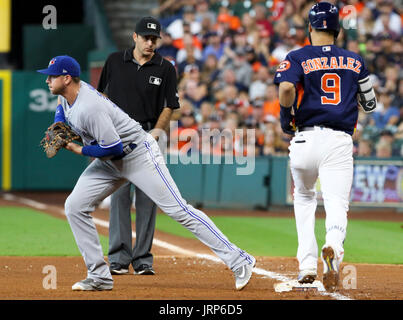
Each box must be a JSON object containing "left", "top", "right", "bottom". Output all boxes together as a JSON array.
[{"left": 0, "top": 191, "right": 402, "bottom": 300}]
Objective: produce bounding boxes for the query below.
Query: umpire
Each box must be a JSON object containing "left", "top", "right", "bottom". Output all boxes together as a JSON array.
[{"left": 97, "top": 16, "right": 180, "bottom": 275}]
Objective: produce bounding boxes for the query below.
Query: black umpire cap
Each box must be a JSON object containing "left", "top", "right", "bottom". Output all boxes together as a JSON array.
[{"left": 135, "top": 16, "right": 161, "bottom": 38}]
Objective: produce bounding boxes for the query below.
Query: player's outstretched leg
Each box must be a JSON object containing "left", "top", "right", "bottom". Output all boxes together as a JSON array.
[{"left": 128, "top": 138, "right": 256, "bottom": 290}]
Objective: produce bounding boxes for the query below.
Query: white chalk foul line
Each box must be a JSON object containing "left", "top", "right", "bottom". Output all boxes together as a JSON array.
[{"left": 2, "top": 193, "right": 352, "bottom": 300}]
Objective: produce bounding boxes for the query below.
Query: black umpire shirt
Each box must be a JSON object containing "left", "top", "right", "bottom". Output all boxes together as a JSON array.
[{"left": 97, "top": 47, "right": 180, "bottom": 130}]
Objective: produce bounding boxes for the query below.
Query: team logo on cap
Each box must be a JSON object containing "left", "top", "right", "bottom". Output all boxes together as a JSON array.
[
  {"left": 48, "top": 58, "right": 56, "bottom": 66},
  {"left": 149, "top": 76, "right": 162, "bottom": 85},
  {"left": 147, "top": 22, "right": 157, "bottom": 30}
]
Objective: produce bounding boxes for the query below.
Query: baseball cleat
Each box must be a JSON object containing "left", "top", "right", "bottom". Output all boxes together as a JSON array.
[
  {"left": 234, "top": 257, "right": 256, "bottom": 290},
  {"left": 109, "top": 263, "right": 129, "bottom": 275},
  {"left": 72, "top": 278, "right": 113, "bottom": 291},
  {"left": 321, "top": 246, "right": 339, "bottom": 292},
  {"left": 134, "top": 264, "right": 155, "bottom": 275},
  {"left": 297, "top": 269, "right": 317, "bottom": 284}
]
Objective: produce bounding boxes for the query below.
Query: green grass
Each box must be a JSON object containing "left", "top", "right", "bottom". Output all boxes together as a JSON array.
[
  {"left": 0, "top": 206, "right": 402, "bottom": 264},
  {"left": 0, "top": 207, "right": 109, "bottom": 256},
  {"left": 154, "top": 213, "right": 403, "bottom": 264}
]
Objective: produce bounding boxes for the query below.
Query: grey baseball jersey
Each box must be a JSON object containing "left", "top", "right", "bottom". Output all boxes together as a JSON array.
[
  {"left": 59, "top": 81, "right": 146, "bottom": 148},
  {"left": 61, "top": 81, "right": 255, "bottom": 285}
]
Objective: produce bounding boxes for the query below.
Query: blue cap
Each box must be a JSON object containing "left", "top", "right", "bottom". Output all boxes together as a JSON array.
[
  {"left": 37, "top": 55, "right": 81, "bottom": 77},
  {"left": 308, "top": 2, "right": 340, "bottom": 37}
]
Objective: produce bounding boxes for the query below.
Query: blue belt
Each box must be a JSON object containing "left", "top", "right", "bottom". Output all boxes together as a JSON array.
[{"left": 111, "top": 142, "right": 137, "bottom": 160}]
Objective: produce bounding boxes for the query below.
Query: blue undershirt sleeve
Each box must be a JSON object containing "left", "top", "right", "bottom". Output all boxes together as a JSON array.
[
  {"left": 54, "top": 104, "right": 66, "bottom": 123},
  {"left": 82, "top": 142, "right": 123, "bottom": 158}
]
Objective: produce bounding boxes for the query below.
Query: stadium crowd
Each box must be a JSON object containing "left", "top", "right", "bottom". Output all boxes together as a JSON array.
[{"left": 151, "top": 0, "right": 402, "bottom": 158}]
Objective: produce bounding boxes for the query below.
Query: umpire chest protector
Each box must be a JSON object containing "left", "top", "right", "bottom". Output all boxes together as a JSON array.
[{"left": 98, "top": 47, "right": 179, "bottom": 127}]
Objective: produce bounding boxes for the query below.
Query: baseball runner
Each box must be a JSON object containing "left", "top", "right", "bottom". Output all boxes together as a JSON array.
[
  {"left": 274, "top": 2, "right": 377, "bottom": 292},
  {"left": 37, "top": 55, "right": 256, "bottom": 291}
]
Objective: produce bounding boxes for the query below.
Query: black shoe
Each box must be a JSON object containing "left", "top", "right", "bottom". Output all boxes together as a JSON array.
[
  {"left": 134, "top": 264, "right": 155, "bottom": 275},
  {"left": 109, "top": 263, "right": 129, "bottom": 275}
]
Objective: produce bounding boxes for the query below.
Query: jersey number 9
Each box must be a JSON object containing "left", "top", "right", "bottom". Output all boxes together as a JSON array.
[{"left": 321, "top": 73, "right": 341, "bottom": 105}]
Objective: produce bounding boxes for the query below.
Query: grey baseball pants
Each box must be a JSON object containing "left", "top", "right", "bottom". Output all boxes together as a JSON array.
[{"left": 64, "top": 133, "right": 254, "bottom": 283}]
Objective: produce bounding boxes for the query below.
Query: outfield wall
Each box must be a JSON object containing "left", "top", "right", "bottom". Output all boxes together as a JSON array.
[
  {"left": 0, "top": 71, "right": 89, "bottom": 190},
  {"left": 0, "top": 72, "right": 402, "bottom": 209}
]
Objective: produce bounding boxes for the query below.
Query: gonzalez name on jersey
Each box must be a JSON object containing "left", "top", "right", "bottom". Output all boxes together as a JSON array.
[{"left": 275, "top": 44, "right": 375, "bottom": 135}]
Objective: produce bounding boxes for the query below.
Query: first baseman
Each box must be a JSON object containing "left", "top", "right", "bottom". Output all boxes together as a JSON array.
[
  {"left": 274, "top": 2, "right": 377, "bottom": 291},
  {"left": 37, "top": 55, "right": 256, "bottom": 291}
]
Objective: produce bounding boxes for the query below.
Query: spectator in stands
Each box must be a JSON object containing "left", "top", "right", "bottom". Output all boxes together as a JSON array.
[
  {"left": 179, "top": 64, "right": 208, "bottom": 109},
  {"left": 198, "top": 101, "right": 214, "bottom": 124},
  {"left": 372, "top": 0, "right": 401, "bottom": 37},
  {"left": 230, "top": 27, "right": 249, "bottom": 54},
  {"left": 202, "top": 31, "right": 226, "bottom": 62},
  {"left": 271, "top": 28, "right": 301, "bottom": 64},
  {"left": 251, "top": 30, "right": 272, "bottom": 72},
  {"left": 372, "top": 90, "right": 400, "bottom": 130},
  {"left": 254, "top": 4, "right": 274, "bottom": 36},
  {"left": 261, "top": 117, "right": 289, "bottom": 156},
  {"left": 271, "top": 19, "right": 290, "bottom": 48},
  {"left": 176, "top": 39, "right": 203, "bottom": 76},
  {"left": 375, "top": 139, "right": 393, "bottom": 158},
  {"left": 378, "top": 129, "right": 401, "bottom": 156},
  {"left": 382, "top": 64, "right": 400, "bottom": 93},
  {"left": 393, "top": 78, "right": 403, "bottom": 120},
  {"left": 249, "top": 66, "right": 270, "bottom": 101},
  {"left": 241, "top": 12, "right": 259, "bottom": 45},
  {"left": 263, "top": 84, "right": 281, "bottom": 119},
  {"left": 156, "top": 31, "right": 178, "bottom": 59},
  {"left": 357, "top": 6, "right": 376, "bottom": 38},
  {"left": 176, "top": 32, "right": 203, "bottom": 64},
  {"left": 167, "top": 5, "right": 202, "bottom": 40},
  {"left": 200, "top": 53, "right": 220, "bottom": 85},
  {"left": 171, "top": 108, "right": 199, "bottom": 155},
  {"left": 195, "top": 0, "right": 216, "bottom": 25},
  {"left": 395, "top": 121, "right": 403, "bottom": 140},
  {"left": 213, "top": 63, "right": 247, "bottom": 93},
  {"left": 294, "top": 23, "right": 310, "bottom": 47},
  {"left": 215, "top": 6, "right": 241, "bottom": 35},
  {"left": 223, "top": 47, "right": 253, "bottom": 89},
  {"left": 357, "top": 139, "right": 374, "bottom": 157}
]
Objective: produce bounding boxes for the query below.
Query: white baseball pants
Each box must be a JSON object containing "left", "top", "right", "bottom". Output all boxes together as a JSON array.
[{"left": 289, "top": 127, "right": 353, "bottom": 272}]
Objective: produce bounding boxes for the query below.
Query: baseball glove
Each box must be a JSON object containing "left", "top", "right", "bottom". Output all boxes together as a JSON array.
[{"left": 40, "top": 121, "right": 81, "bottom": 158}]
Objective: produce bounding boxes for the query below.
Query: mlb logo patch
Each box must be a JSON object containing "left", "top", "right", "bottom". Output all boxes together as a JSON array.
[
  {"left": 147, "top": 23, "right": 157, "bottom": 30},
  {"left": 48, "top": 58, "right": 56, "bottom": 66},
  {"left": 149, "top": 76, "right": 162, "bottom": 85},
  {"left": 322, "top": 46, "right": 331, "bottom": 52}
]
